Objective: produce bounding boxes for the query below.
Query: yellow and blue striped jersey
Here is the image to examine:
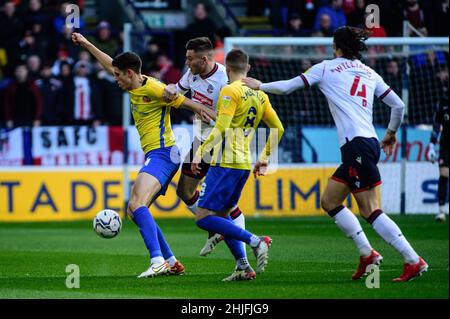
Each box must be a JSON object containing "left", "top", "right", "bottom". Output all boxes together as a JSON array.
[
  {"left": 198, "top": 80, "right": 282, "bottom": 170},
  {"left": 128, "top": 76, "right": 185, "bottom": 154}
]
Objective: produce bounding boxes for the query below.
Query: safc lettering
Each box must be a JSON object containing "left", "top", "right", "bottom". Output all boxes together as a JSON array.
[{"left": 192, "top": 90, "right": 214, "bottom": 107}]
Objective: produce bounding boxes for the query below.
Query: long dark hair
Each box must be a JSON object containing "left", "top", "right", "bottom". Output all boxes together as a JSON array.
[{"left": 333, "top": 26, "right": 371, "bottom": 60}]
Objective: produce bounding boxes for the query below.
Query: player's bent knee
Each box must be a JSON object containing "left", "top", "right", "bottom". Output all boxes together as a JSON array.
[
  {"left": 320, "top": 198, "right": 329, "bottom": 212},
  {"left": 176, "top": 176, "right": 199, "bottom": 203},
  {"left": 321, "top": 197, "right": 337, "bottom": 213},
  {"left": 176, "top": 186, "right": 192, "bottom": 202},
  {"left": 128, "top": 196, "right": 147, "bottom": 213}
]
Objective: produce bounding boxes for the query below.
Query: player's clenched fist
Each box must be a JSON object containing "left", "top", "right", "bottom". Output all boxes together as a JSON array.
[
  {"left": 72, "top": 32, "right": 89, "bottom": 47},
  {"left": 163, "top": 84, "right": 179, "bottom": 103}
]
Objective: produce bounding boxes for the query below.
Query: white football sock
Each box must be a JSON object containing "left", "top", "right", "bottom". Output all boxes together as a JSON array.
[
  {"left": 166, "top": 256, "right": 177, "bottom": 267},
  {"left": 439, "top": 205, "right": 446, "bottom": 215},
  {"left": 249, "top": 235, "right": 261, "bottom": 248},
  {"left": 237, "top": 257, "right": 249, "bottom": 270},
  {"left": 371, "top": 213, "right": 419, "bottom": 264},
  {"left": 232, "top": 212, "right": 245, "bottom": 229},
  {"left": 334, "top": 207, "right": 373, "bottom": 257},
  {"left": 151, "top": 256, "right": 165, "bottom": 265}
]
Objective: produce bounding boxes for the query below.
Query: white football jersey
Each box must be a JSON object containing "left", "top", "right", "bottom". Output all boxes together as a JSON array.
[
  {"left": 301, "top": 57, "right": 392, "bottom": 147},
  {"left": 176, "top": 63, "right": 228, "bottom": 141}
]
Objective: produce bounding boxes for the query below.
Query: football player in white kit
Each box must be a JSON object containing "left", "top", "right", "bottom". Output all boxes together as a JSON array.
[
  {"left": 163, "top": 37, "right": 249, "bottom": 263},
  {"left": 243, "top": 27, "right": 428, "bottom": 282}
]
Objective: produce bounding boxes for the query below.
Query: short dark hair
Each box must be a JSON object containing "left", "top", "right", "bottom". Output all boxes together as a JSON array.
[
  {"left": 333, "top": 26, "right": 370, "bottom": 60},
  {"left": 225, "top": 49, "right": 249, "bottom": 73},
  {"left": 112, "top": 51, "right": 142, "bottom": 74},
  {"left": 186, "top": 37, "right": 214, "bottom": 53}
]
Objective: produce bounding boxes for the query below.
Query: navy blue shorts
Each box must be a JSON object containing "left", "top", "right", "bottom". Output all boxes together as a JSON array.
[
  {"left": 198, "top": 166, "right": 250, "bottom": 212},
  {"left": 332, "top": 137, "right": 382, "bottom": 193},
  {"left": 139, "top": 146, "right": 180, "bottom": 197}
]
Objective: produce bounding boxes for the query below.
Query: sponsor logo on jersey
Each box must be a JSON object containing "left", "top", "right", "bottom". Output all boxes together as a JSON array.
[{"left": 193, "top": 90, "right": 214, "bottom": 107}]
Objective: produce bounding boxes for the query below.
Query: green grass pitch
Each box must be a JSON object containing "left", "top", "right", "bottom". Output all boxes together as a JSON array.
[{"left": 0, "top": 216, "right": 448, "bottom": 299}]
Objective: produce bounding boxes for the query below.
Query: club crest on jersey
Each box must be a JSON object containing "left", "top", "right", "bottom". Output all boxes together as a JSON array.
[
  {"left": 207, "top": 84, "right": 214, "bottom": 94},
  {"left": 193, "top": 76, "right": 198, "bottom": 82},
  {"left": 143, "top": 96, "right": 152, "bottom": 103},
  {"left": 222, "top": 96, "right": 231, "bottom": 108}
]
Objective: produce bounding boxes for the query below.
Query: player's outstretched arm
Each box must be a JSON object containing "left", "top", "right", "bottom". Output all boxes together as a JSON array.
[
  {"left": 242, "top": 77, "right": 263, "bottom": 90},
  {"left": 180, "top": 98, "right": 216, "bottom": 123},
  {"left": 244, "top": 62, "right": 323, "bottom": 95},
  {"left": 243, "top": 76, "right": 305, "bottom": 95},
  {"left": 72, "top": 32, "right": 114, "bottom": 74}
]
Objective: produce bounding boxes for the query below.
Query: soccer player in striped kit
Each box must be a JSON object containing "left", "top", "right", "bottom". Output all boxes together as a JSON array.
[{"left": 244, "top": 26, "right": 428, "bottom": 282}]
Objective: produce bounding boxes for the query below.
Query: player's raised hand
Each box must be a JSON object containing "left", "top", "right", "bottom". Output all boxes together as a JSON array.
[
  {"left": 242, "top": 77, "right": 262, "bottom": 90},
  {"left": 253, "top": 160, "right": 268, "bottom": 179},
  {"left": 381, "top": 129, "right": 397, "bottom": 157},
  {"left": 71, "top": 32, "right": 89, "bottom": 47},
  {"left": 163, "top": 84, "right": 178, "bottom": 103}
]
